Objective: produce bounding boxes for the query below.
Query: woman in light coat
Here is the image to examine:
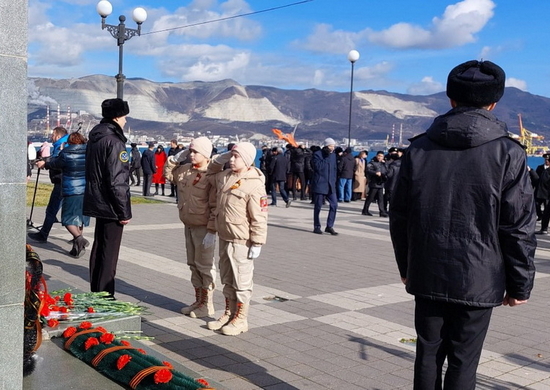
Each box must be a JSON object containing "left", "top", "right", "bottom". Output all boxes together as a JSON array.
[{"left": 353, "top": 150, "right": 368, "bottom": 200}]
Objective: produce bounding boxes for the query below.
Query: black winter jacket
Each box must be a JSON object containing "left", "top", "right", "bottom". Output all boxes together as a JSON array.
[
  {"left": 389, "top": 107, "right": 536, "bottom": 307},
  {"left": 366, "top": 160, "right": 387, "bottom": 189},
  {"left": 290, "top": 147, "right": 305, "bottom": 173},
  {"left": 269, "top": 154, "right": 290, "bottom": 182},
  {"left": 337, "top": 153, "right": 355, "bottom": 179},
  {"left": 141, "top": 149, "right": 156, "bottom": 175},
  {"left": 83, "top": 120, "right": 132, "bottom": 221}
]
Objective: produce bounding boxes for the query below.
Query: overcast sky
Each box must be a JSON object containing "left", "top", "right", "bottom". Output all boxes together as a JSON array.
[{"left": 27, "top": 0, "right": 550, "bottom": 97}]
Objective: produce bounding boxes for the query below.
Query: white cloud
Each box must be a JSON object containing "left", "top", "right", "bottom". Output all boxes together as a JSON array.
[
  {"left": 298, "top": 0, "right": 495, "bottom": 53},
  {"left": 407, "top": 76, "right": 445, "bottom": 95},
  {"left": 368, "top": 0, "right": 495, "bottom": 49},
  {"left": 506, "top": 78, "right": 527, "bottom": 91}
]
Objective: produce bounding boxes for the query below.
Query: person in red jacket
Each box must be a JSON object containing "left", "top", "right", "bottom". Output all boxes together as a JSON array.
[{"left": 153, "top": 145, "right": 167, "bottom": 196}]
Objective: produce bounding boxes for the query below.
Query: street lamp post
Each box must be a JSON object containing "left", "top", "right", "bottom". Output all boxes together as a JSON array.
[
  {"left": 96, "top": 0, "right": 147, "bottom": 99},
  {"left": 347, "top": 50, "right": 360, "bottom": 147}
]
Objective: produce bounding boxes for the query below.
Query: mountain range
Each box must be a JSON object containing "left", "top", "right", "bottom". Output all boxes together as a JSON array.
[{"left": 27, "top": 75, "right": 550, "bottom": 146}]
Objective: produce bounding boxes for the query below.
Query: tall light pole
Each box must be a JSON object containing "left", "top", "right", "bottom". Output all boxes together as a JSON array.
[
  {"left": 347, "top": 50, "right": 360, "bottom": 147},
  {"left": 97, "top": 0, "right": 147, "bottom": 99}
]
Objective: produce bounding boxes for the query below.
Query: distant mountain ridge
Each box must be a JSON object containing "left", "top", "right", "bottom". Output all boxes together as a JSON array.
[{"left": 27, "top": 75, "right": 550, "bottom": 145}]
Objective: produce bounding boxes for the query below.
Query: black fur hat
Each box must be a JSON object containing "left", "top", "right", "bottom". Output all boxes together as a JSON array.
[
  {"left": 446, "top": 60, "right": 505, "bottom": 107},
  {"left": 101, "top": 98, "right": 130, "bottom": 119}
]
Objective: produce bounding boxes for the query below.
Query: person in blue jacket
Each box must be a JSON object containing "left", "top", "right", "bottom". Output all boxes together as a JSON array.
[{"left": 37, "top": 131, "right": 90, "bottom": 257}]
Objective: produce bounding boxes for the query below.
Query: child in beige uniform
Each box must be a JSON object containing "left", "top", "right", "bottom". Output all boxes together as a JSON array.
[
  {"left": 207, "top": 142, "right": 268, "bottom": 336},
  {"left": 164, "top": 137, "right": 217, "bottom": 318}
]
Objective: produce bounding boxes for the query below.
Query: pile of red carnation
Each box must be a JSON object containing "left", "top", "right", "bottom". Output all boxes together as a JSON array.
[{"left": 62, "top": 321, "right": 213, "bottom": 389}]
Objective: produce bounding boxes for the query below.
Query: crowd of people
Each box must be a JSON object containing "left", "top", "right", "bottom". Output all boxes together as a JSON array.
[{"left": 24, "top": 58, "right": 539, "bottom": 388}]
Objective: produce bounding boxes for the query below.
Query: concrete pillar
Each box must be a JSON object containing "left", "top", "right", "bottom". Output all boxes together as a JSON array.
[{"left": 0, "top": 0, "right": 28, "bottom": 387}]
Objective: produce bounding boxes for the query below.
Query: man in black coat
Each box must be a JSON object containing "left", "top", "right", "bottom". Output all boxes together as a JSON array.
[
  {"left": 390, "top": 60, "right": 536, "bottom": 389},
  {"left": 535, "top": 153, "right": 550, "bottom": 226},
  {"left": 269, "top": 147, "right": 291, "bottom": 207},
  {"left": 141, "top": 142, "right": 156, "bottom": 196},
  {"left": 129, "top": 143, "right": 142, "bottom": 186},
  {"left": 361, "top": 151, "right": 388, "bottom": 217},
  {"left": 290, "top": 144, "right": 307, "bottom": 200},
  {"left": 83, "top": 98, "right": 132, "bottom": 298}
]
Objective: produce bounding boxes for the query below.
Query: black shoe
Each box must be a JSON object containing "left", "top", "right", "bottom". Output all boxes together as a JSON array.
[
  {"left": 28, "top": 232, "right": 47, "bottom": 243},
  {"left": 168, "top": 193, "right": 175, "bottom": 197},
  {"left": 313, "top": 228, "right": 323, "bottom": 234},
  {"left": 536, "top": 230, "right": 548, "bottom": 235},
  {"left": 362, "top": 211, "right": 373, "bottom": 216},
  {"left": 325, "top": 227, "right": 338, "bottom": 236},
  {"left": 380, "top": 213, "right": 389, "bottom": 217},
  {"left": 286, "top": 200, "right": 292, "bottom": 208},
  {"left": 269, "top": 203, "right": 277, "bottom": 206}
]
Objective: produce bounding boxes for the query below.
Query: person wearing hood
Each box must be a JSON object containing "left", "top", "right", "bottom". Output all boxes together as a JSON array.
[
  {"left": 83, "top": 98, "right": 132, "bottom": 299},
  {"left": 206, "top": 142, "right": 268, "bottom": 336},
  {"left": 389, "top": 60, "right": 536, "bottom": 389},
  {"left": 164, "top": 137, "right": 217, "bottom": 319}
]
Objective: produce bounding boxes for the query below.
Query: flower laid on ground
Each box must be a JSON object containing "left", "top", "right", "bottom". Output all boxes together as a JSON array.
[
  {"left": 62, "top": 321, "right": 215, "bottom": 389},
  {"left": 40, "top": 290, "right": 147, "bottom": 329}
]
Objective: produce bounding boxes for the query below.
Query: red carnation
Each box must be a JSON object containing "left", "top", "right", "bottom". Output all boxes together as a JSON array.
[
  {"left": 54, "top": 295, "right": 61, "bottom": 302},
  {"left": 153, "top": 369, "right": 173, "bottom": 384},
  {"left": 120, "top": 340, "right": 131, "bottom": 346},
  {"left": 137, "top": 348, "right": 147, "bottom": 355},
  {"left": 100, "top": 333, "right": 116, "bottom": 345},
  {"left": 63, "top": 327, "right": 77, "bottom": 338},
  {"left": 84, "top": 337, "right": 99, "bottom": 350},
  {"left": 59, "top": 306, "right": 69, "bottom": 313},
  {"left": 63, "top": 292, "right": 73, "bottom": 305},
  {"left": 79, "top": 321, "right": 93, "bottom": 329},
  {"left": 162, "top": 361, "right": 173, "bottom": 369},
  {"left": 95, "top": 326, "right": 107, "bottom": 334},
  {"left": 196, "top": 378, "right": 210, "bottom": 386},
  {"left": 116, "top": 354, "right": 132, "bottom": 370},
  {"left": 50, "top": 305, "right": 60, "bottom": 312},
  {"left": 87, "top": 307, "right": 95, "bottom": 313},
  {"left": 47, "top": 319, "right": 59, "bottom": 328},
  {"left": 40, "top": 305, "right": 50, "bottom": 317}
]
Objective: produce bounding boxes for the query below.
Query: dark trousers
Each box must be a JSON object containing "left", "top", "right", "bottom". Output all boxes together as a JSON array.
[
  {"left": 41, "top": 182, "right": 63, "bottom": 238},
  {"left": 313, "top": 189, "right": 338, "bottom": 230},
  {"left": 142, "top": 173, "right": 153, "bottom": 196},
  {"left": 362, "top": 187, "right": 386, "bottom": 214},
  {"left": 129, "top": 166, "right": 141, "bottom": 185},
  {"left": 271, "top": 180, "right": 289, "bottom": 205},
  {"left": 541, "top": 199, "right": 550, "bottom": 230},
  {"left": 414, "top": 298, "right": 493, "bottom": 390},
  {"left": 292, "top": 171, "right": 306, "bottom": 200},
  {"left": 89, "top": 218, "right": 124, "bottom": 297}
]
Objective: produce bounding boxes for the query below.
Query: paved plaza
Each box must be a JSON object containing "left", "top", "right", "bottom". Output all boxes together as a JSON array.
[{"left": 25, "top": 185, "right": 550, "bottom": 389}]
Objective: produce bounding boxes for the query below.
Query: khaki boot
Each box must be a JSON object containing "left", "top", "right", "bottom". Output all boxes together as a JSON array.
[
  {"left": 189, "top": 288, "right": 215, "bottom": 318},
  {"left": 207, "top": 298, "right": 236, "bottom": 330},
  {"left": 221, "top": 302, "right": 249, "bottom": 336},
  {"left": 180, "top": 287, "right": 201, "bottom": 315}
]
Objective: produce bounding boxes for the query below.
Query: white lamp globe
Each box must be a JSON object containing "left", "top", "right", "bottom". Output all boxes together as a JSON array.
[
  {"left": 132, "top": 7, "right": 148, "bottom": 24},
  {"left": 348, "top": 50, "right": 360, "bottom": 63},
  {"left": 96, "top": 0, "right": 113, "bottom": 17}
]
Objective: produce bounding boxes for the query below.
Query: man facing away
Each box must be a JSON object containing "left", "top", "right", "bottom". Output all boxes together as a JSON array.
[
  {"left": 141, "top": 142, "right": 156, "bottom": 196},
  {"left": 83, "top": 98, "right": 132, "bottom": 299},
  {"left": 389, "top": 60, "right": 536, "bottom": 390}
]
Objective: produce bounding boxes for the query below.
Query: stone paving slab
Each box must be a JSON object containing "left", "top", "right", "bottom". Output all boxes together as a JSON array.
[{"left": 23, "top": 184, "right": 550, "bottom": 389}]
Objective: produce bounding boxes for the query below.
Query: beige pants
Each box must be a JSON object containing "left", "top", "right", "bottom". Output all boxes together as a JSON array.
[
  {"left": 219, "top": 240, "right": 254, "bottom": 304},
  {"left": 184, "top": 225, "right": 216, "bottom": 289}
]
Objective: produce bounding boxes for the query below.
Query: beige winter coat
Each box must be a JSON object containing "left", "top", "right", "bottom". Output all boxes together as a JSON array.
[
  {"left": 353, "top": 157, "right": 367, "bottom": 196},
  {"left": 164, "top": 159, "right": 216, "bottom": 231},
  {"left": 208, "top": 162, "right": 268, "bottom": 245}
]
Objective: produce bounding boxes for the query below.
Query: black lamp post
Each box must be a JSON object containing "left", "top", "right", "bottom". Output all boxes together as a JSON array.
[
  {"left": 97, "top": 0, "right": 147, "bottom": 99},
  {"left": 347, "top": 50, "right": 360, "bottom": 147}
]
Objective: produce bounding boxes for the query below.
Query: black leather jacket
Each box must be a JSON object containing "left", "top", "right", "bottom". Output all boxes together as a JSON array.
[
  {"left": 83, "top": 120, "right": 132, "bottom": 221},
  {"left": 390, "top": 107, "right": 536, "bottom": 307}
]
